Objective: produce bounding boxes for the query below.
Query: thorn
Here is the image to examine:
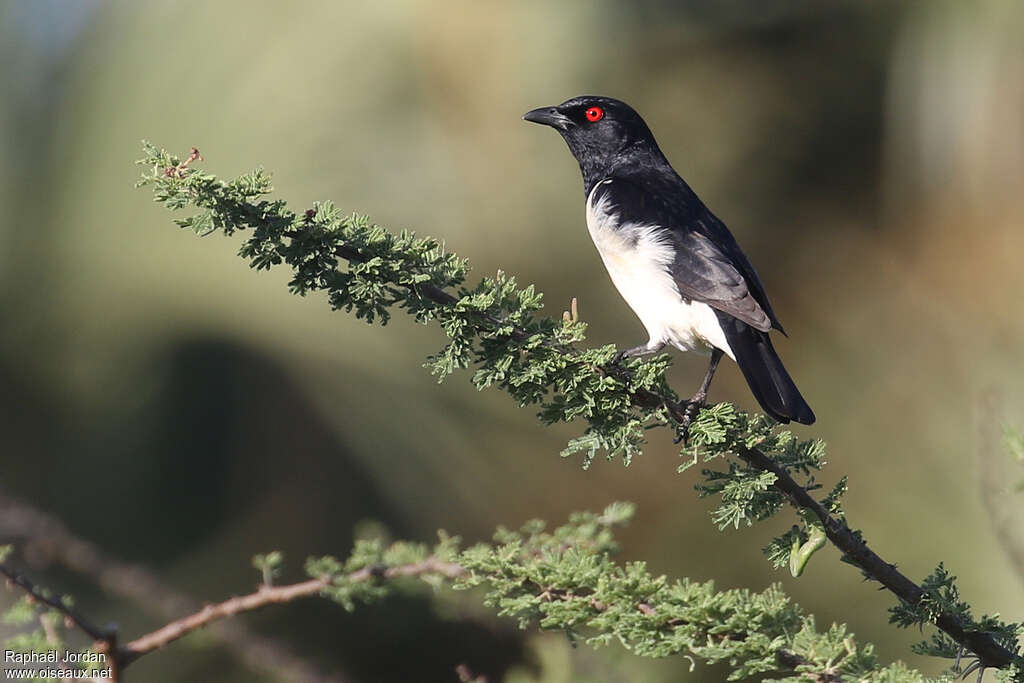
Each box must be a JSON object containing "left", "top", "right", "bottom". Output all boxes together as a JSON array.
[
  {"left": 164, "top": 146, "right": 203, "bottom": 178},
  {"left": 562, "top": 297, "right": 579, "bottom": 323}
]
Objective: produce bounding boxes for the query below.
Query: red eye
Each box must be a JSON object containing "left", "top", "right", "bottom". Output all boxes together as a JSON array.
[{"left": 585, "top": 106, "right": 604, "bottom": 122}]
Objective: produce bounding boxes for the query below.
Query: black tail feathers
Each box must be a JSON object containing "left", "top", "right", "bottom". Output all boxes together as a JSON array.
[{"left": 715, "top": 312, "right": 815, "bottom": 425}]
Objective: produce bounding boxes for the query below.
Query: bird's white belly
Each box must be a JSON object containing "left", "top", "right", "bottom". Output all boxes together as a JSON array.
[{"left": 586, "top": 183, "right": 734, "bottom": 359}]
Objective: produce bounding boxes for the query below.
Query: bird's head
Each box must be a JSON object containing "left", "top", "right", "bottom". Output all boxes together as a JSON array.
[{"left": 523, "top": 96, "right": 659, "bottom": 188}]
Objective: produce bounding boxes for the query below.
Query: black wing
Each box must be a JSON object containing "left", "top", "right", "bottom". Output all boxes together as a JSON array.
[{"left": 592, "top": 173, "right": 785, "bottom": 334}]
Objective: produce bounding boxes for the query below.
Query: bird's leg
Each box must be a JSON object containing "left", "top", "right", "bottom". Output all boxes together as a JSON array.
[
  {"left": 613, "top": 341, "right": 665, "bottom": 364},
  {"left": 690, "top": 348, "right": 723, "bottom": 407},
  {"left": 675, "top": 348, "right": 724, "bottom": 443}
]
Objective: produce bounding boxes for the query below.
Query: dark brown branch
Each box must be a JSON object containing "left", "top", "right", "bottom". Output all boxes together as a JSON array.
[
  {"left": 738, "top": 445, "right": 1017, "bottom": 670},
  {"left": 0, "top": 562, "right": 114, "bottom": 645},
  {"left": 0, "top": 562, "right": 121, "bottom": 681}
]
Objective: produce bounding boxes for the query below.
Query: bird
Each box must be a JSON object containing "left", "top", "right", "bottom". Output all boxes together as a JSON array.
[{"left": 523, "top": 95, "right": 815, "bottom": 429}]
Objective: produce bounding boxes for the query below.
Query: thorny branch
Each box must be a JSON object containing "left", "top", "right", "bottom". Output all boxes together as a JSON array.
[
  {"left": 282, "top": 178, "right": 1018, "bottom": 671},
  {"left": 138, "top": 147, "right": 1019, "bottom": 673},
  {"left": 0, "top": 553, "right": 464, "bottom": 681},
  {"left": 120, "top": 556, "right": 466, "bottom": 664},
  {"left": 737, "top": 446, "right": 1017, "bottom": 672},
  {"left": 0, "top": 561, "right": 121, "bottom": 681},
  {"left": 3, "top": 549, "right": 850, "bottom": 682}
]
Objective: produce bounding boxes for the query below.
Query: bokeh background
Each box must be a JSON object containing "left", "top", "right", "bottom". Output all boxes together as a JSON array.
[{"left": 2, "top": 1, "right": 1023, "bottom": 681}]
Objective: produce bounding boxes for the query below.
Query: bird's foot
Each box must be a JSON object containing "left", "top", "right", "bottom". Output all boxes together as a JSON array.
[
  {"left": 673, "top": 397, "right": 706, "bottom": 444},
  {"left": 952, "top": 649, "right": 987, "bottom": 683},
  {"left": 612, "top": 345, "right": 648, "bottom": 364}
]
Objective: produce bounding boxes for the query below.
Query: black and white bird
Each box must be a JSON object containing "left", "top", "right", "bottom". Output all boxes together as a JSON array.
[{"left": 524, "top": 95, "right": 815, "bottom": 426}]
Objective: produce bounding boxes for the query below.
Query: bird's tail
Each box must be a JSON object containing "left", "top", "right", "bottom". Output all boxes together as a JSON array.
[{"left": 715, "top": 312, "right": 815, "bottom": 425}]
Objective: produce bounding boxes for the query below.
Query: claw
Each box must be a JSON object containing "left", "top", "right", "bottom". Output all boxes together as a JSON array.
[
  {"left": 960, "top": 660, "right": 983, "bottom": 681},
  {"left": 613, "top": 342, "right": 666, "bottom": 365},
  {"left": 673, "top": 400, "right": 703, "bottom": 444}
]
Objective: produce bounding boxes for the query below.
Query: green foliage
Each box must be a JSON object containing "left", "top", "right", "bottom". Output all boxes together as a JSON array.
[
  {"left": 297, "top": 503, "right": 933, "bottom": 681},
  {"left": 252, "top": 550, "right": 284, "bottom": 585},
  {"left": 3, "top": 596, "right": 39, "bottom": 626},
  {"left": 682, "top": 403, "right": 832, "bottom": 567},
  {"left": 137, "top": 145, "right": 1024, "bottom": 679}
]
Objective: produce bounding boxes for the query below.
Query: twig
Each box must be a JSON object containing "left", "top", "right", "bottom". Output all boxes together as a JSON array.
[
  {"left": 119, "top": 556, "right": 465, "bottom": 664},
  {"left": 0, "top": 562, "right": 114, "bottom": 646},
  {"left": 163, "top": 147, "right": 202, "bottom": 178},
  {"left": 0, "top": 562, "right": 121, "bottom": 681},
  {"left": 1, "top": 553, "right": 461, "bottom": 677},
  {"left": 117, "top": 577, "right": 326, "bottom": 664}
]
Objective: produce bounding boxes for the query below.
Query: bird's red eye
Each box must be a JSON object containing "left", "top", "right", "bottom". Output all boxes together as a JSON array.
[{"left": 585, "top": 106, "right": 604, "bottom": 122}]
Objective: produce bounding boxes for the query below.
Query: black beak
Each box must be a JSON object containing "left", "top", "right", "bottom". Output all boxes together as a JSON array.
[{"left": 523, "top": 106, "right": 572, "bottom": 130}]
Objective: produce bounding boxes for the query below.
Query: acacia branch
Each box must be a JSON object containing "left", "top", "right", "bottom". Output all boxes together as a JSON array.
[
  {"left": 0, "top": 553, "right": 465, "bottom": 679},
  {"left": 326, "top": 226, "right": 1015, "bottom": 670},
  {"left": 737, "top": 445, "right": 1017, "bottom": 670},
  {"left": 5, "top": 545, "right": 852, "bottom": 682},
  {"left": 119, "top": 556, "right": 465, "bottom": 664},
  {"left": 302, "top": 205, "right": 1017, "bottom": 669},
  {"left": 115, "top": 577, "right": 323, "bottom": 665},
  {"left": 138, "top": 147, "right": 1021, "bottom": 674}
]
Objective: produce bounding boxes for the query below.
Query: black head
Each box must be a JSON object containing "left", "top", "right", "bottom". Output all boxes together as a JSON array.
[{"left": 523, "top": 96, "right": 663, "bottom": 190}]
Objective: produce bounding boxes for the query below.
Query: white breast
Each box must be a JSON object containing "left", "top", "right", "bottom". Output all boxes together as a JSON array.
[{"left": 585, "top": 181, "right": 734, "bottom": 360}]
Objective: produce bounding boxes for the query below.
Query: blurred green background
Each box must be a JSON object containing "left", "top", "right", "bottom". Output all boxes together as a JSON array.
[{"left": 2, "top": 1, "right": 1023, "bottom": 681}]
